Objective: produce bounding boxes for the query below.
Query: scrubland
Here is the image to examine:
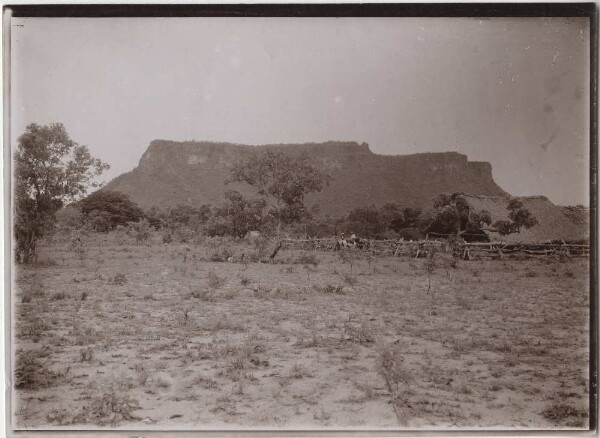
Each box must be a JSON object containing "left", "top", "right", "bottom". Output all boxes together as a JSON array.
[{"left": 12, "top": 231, "right": 590, "bottom": 430}]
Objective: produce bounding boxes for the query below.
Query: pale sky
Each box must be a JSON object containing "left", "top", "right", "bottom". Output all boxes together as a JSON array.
[{"left": 10, "top": 17, "right": 590, "bottom": 206}]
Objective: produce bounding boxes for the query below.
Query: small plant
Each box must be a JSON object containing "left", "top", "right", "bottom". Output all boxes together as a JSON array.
[
  {"left": 73, "top": 384, "right": 140, "bottom": 426},
  {"left": 109, "top": 273, "right": 127, "bottom": 286},
  {"left": 288, "top": 363, "right": 309, "bottom": 379},
  {"left": 239, "top": 274, "right": 250, "bottom": 286},
  {"left": 134, "top": 363, "right": 148, "bottom": 385},
  {"left": 316, "top": 284, "right": 345, "bottom": 295},
  {"left": 378, "top": 344, "right": 412, "bottom": 426},
  {"left": 338, "top": 250, "right": 356, "bottom": 273},
  {"left": 14, "top": 349, "right": 50, "bottom": 389},
  {"left": 294, "top": 253, "right": 319, "bottom": 266},
  {"left": 79, "top": 347, "right": 94, "bottom": 362},
  {"left": 542, "top": 403, "right": 587, "bottom": 426},
  {"left": 209, "top": 247, "right": 233, "bottom": 262},
  {"left": 126, "top": 218, "right": 152, "bottom": 244},
  {"left": 80, "top": 291, "right": 88, "bottom": 301},
  {"left": 207, "top": 271, "right": 226, "bottom": 289},
  {"left": 51, "top": 291, "right": 67, "bottom": 301},
  {"left": 354, "top": 380, "right": 377, "bottom": 401},
  {"left": 46, "top": 408, "right": 71, "bottom": 425},
  {"left": 190, "top": 288, "right": 214, "bottom": 301},
  {"left": 342, "top": 273, "right": 357, "bottom": 286},
  {"left": 565, "top": 268, "right": 576, "bottom": 278},
  {"left": 344, "top": 320, "right": 376, "bottom": 344},
  {"left": 162, "top": 231, "right": 173, "bottom": 244}
]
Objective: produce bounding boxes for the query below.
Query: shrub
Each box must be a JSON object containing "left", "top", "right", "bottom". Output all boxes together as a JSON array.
[
  {"left": 542, "top": 403, "right": 587, "bottom": 424},
  {"left": 239, "top": 275, "right": 250, "bottom": 286},
  {"left": 342, "top": 273, "right": 357, "bottom": 286},
  {"left": 209, "top": 247, "right": 233, "bottom": 262},
  {"left": 294, "top": 253, "right": 319, "bottom": 266},
  {"left": 71, "top": 384, "right": 140, "bottom": 426},
  {"left": 109, "top": 273, "right": 127, "bottom": 286},
  {"left": 207, "top": 271, "right": 226, "bottom": 289},
  {"left": 162, "top": 232, "right": 173, "bottom": 244},
  {"left": 51, "top": 291, "right": 67, "bottom": 301},
  {"left": 15, "top": 349, "right": 50, "bottom": 389},
  {"left": 397, "top": 227, "right": 422, "bottom": 241},
  {"left": 126, "top": 218, "right": 152, "bottom": 244},
  {"left": 344, "top": 320, "right": 376, "bottom": 344}
]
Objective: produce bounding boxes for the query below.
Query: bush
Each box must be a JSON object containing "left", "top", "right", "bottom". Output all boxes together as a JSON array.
[
  {"left": 209, "top": 246, "right": 233, "bottom": 262},
  {"left": 127, "top": 218, "right": 152, "bottom": 243},
  {"left": 109, "top": 273, "right": 127, "bottom": 285},
  {"left": 15, "top": 349, "right": 50, "bottom": 389},
  {"left": 293, "top": 253, "right": 319, "bottom": 266},
  {"left": 80, "top": 190, "right": 145, "bottom": 231}
]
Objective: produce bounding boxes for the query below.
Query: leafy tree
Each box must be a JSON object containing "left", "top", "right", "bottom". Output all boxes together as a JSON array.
[
  {"left": 145, "top": 206, "right": 166, "bottom": 229},
  {"left": 86, "top": 210, "right": 114, "bottom": 232},
  {"left": 346, "top": 205, "right": 388, "bottom": 238},
  {"left": 206, "top": 190, "right": 267, "bottom": 238},
  {"left": 493, "top": 198, "right": 538, "bottom": 235},
  {"left": 428, "top": 193, "right": 491, "bottom": 236},
  {"left": 14, "top": 123, "right": 108, "bottom": 263},
  {"left": 228, "top": 151, "right": 330, "bottom": 231},
  {"left": 167, "top": 203, "right": 211, "bottom": 229},
  {"left": 55, "top": 204, "right": 85, "bottom": 228},
  {"left": 380, "top": 202, "right": 406, "bottom": 232},
  {"left": 79, "top": 190, "right": 145, "bottom": 231},
  {"left": 403, "top": 207, "right": 423, "bottom": 229}
]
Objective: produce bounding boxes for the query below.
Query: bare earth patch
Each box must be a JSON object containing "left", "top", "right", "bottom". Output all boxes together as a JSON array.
[{"left": 13, "top": 233, "right": 590, "bottom": 430}]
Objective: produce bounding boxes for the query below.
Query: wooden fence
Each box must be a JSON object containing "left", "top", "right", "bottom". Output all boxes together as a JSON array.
[{"left": 281, "top": 238, "right": 589, "bottom": 260}]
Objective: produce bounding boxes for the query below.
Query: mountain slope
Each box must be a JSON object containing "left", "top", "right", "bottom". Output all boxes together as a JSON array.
[{"left": 104, "top": 140, "right": 508, "bottom": 216}]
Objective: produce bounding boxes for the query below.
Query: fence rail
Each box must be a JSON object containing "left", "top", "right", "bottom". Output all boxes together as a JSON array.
[{"left": 281, "top": 237, "right": 589, "bottom": 260}]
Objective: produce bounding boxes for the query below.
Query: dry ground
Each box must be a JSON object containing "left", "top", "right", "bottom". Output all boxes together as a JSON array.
[{"left": 12, "top": 231, "right": 590, "bottom": 430}]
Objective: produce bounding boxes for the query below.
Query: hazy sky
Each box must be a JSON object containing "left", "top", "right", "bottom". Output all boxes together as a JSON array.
[{"left": 10, "top": 17, "right": 590, "bottom": 205}]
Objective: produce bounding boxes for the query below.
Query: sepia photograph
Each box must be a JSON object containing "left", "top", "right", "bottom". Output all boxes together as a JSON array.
[{"left": 4, "top": 4, "right": 596, "bottom": 434}]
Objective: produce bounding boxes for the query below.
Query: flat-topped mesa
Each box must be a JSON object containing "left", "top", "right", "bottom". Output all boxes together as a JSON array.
[
  {"left": 139, "top": 140, "right": 491, "bottom": 174},
  {"left": 105, "top": 140, "right": 507, "bottom": 214},
  {"left": 138, "top": 140, "right": 373, "bottom": 170}
]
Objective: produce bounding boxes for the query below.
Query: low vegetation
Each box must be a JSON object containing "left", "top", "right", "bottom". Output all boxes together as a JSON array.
[{"left": 13, "top": 228, "right": 589, "bottom": 429}]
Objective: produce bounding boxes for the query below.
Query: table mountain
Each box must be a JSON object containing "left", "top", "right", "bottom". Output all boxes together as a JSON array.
[{"left": 103, "top": 140, "right": 510, "bottom": 217}]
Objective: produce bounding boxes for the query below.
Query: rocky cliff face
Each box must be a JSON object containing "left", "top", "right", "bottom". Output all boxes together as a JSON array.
[{"left": 104, "top": 140, "right": 508, "bottom": 216}]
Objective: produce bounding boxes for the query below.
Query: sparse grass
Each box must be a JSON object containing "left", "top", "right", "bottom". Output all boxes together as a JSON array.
[{"left": 14, "top": 233, "right": 590, "bottom": 429}]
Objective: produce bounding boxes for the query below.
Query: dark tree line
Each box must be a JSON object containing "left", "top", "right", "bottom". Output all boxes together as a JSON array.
[{"left": 16, "top": 124, "right": 539, "bottom": 263}]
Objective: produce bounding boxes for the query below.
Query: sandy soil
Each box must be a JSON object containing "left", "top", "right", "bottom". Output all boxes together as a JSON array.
[{"left": 12, "top": 232, "right": 590, "bottom": 430}]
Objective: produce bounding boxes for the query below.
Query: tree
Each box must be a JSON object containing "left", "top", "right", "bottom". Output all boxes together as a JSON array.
[
  {"left": 346, "top": 205, "right": 388, "bottom": 238},
  {"left": 206, "top": 190, "right": 267, "bottom": 238},
  {"left": 79, "top": 190, "right": 145, "bottom": 231},
  {"left": 228, "top": 151, "right": 330, "bottom": 231},
  {"left": 380, "top": 202, "right": 406, "bottom": 233},
  {"left": 167, "top": 203, "right": 211, "bottom": 230},
  {"left": 428, "top": 193, "right": 491, "bottom": 237},
  {"left": 493, "top": 198, "right": 538, "bottom": 235},
  {"left": 14, "top": 123, "right": 109, "bottom": 263}
]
